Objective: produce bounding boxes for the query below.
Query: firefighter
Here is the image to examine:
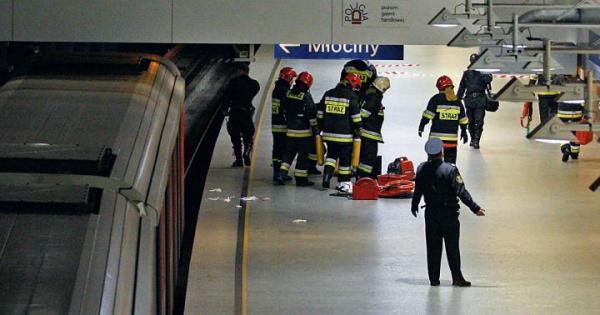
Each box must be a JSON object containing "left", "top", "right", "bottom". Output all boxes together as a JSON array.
[
  {"left": 558, "top": 100, "right": 585, "bottom": 162},
  {"left": 275, "top": 72, "right": 319, "bottom": 187},
  {"left": 224, "top": 63, "right": 260, "bottom": 167},
  {"left": 340, "top": 59, "right": 377, "bottom": 99},
  {"left": 318, "top": 73, "right": 363, "bottom": 192},
  {"left": 411, "top": 138, "right": 486, "bottom": 287},
  {"left": 457, "top": 54, "right": 493, "bottom": 149},
  {"left": 271, "top": 67, "right": 297, "bottom": 182},
  {"left": 357, "top": 76, "right": 390, "bottom": 178},
  {"left": 419, "top": 76, "right": 469, "bottom": 164}
]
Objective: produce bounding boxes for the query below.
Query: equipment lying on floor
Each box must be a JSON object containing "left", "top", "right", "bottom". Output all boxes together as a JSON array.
[{"left": 352, "top": 156, "right": 416, "bottom": 200}]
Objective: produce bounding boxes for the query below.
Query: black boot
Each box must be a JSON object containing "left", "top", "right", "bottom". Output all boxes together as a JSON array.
[
  {"left": 308, "top": 162, "right": 322, "bottom": 175},
  {"left": 274, "top": 170, "right": 287, "bottom": 185},
  {"left": 473, "top": 130, "right": 481, "bottom": 149},
  {"left": 452, "top": 279, "right": 471, "bottom": 287},
  {"left": 468, "top": 129, "right": 475, "bottom": 147},
  {"left": 232, "top": 147, "right": 243, "bottom": 167},
  {"left": 322, "top": 172, "right": 333, "bottom": 189},
  {"left": 296, "top": 177, "right": 315, "bottom": 187},
  {"left": 243, "top": 144, "right": 252, "bottom": 166},
  {"left": 561, "top": 143, "right": 571, "bottom": 162}
]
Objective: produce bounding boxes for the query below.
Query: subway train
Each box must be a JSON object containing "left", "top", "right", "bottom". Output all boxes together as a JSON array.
[{"left": 0, "top": 54, "right": 185, "bottom": 314}]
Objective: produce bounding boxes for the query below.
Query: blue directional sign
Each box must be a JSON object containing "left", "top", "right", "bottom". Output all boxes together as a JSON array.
[{"left": 275, "top": 44, "right": 404, "bottom": 60}]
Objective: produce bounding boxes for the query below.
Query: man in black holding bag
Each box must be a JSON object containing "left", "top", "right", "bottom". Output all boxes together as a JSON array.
[
  {"left": 412, "top": 138, "right": 486, "bottom": 287},
  {"left": 457, "top": 53, "right": 494, "bottom": 149}
]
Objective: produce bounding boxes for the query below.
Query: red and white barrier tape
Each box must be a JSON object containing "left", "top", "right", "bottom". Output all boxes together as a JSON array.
[
  {"left": 374, "top": 63, "right": 420, "bottom": 68},
  {"left": 493, "top": 74, "right": 530, "bottom": 79}
]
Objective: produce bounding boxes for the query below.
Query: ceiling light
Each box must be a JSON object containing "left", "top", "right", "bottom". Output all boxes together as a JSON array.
[{"left": 432, "top": 24, "right": 459, "bottom": 28}]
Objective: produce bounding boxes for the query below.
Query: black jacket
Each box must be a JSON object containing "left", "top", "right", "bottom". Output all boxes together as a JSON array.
[
  {"left": 411, "top": 159, "right": 480, "bottom": 216},
  {"left": 360, "top": 87, "right": 384, "bottom": 143},
  {"left": 317, "top": 83, "right": 362, "bottom": 143},
  {"left": 457, "top": 70, "right": 492, "bottom": 109},
  {"left": 282, "top": 84, "right": 317, "bottom": 138},
  {"left": 271, "top": 79, "right": 290, "bottom": 133},
  {"left": 224, "top": 74, "right": 260, "bottom": 116},
  {"left": 419, "top": 93, "right": 468, "bottom": 142}
]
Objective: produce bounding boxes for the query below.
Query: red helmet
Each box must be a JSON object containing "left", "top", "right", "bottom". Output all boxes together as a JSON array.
[
  {"left": 279, "top": 67, "right": 297, "bottom": 84},
  {"left": 345, "top": 73, "right": 362, "bottom": 90},
  {"left": 436, "top": 75, "right": 454, "bottom": 91},
  {"left": 296, "top": 71, "right": 313, "bottom": 88}
]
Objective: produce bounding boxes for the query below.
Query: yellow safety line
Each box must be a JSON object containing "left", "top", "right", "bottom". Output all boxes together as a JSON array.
[{"left": 241, "top": 59, "right": 281, "bottom": 315}]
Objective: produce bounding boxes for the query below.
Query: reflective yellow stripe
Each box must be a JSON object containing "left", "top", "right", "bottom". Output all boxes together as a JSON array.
[
  {"left": 323, "top": 136, "right": 354, "bottom": 143},
  {"left": 338, "top": 169, "right": 352, "bottom": 175},
  {"left": 423, "top": 110, "right": 435, "bottom": 119},
  {"left": 430, "top": 133, "right": 458, "bottom": 141},
  {"left": 308, "top": 154, "right": 317, "bottom": 161},
  {"left": 459, "top": 117, "right": 469, "bottom": 124},
  {"left": 280, "top": 163, "right": 290, "bottom": 171},
  {"left": 352, "top": 116, "right": 362, "bottom": 123},
  {"left": 287, "top": 132, "right": 312, "bottom": 138},
  {"left": 294, "top": 170, "right": 308, "bottom": 177}
]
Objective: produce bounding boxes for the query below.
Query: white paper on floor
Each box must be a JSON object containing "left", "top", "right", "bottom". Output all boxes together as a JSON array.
[
  {"left": 292, "top": 219, "right": 307, "bottom": 224},
  {"left": 223, "top": 196, "right": 232, "bottom": 203},
  {"left": 235, "top": 205, "right": 243, "bottom": 208},
  {"left": 209, "top": 188, "right": 222, "bottom": 192},
  {"left": 262, "top": 197, "right": 271, "bottom": 201},
  {"left": 241, "top": 196, "right": 258, "bottom": 201},
  {"left": 207, "top": 197, "right": 220, "bottom": 201}
]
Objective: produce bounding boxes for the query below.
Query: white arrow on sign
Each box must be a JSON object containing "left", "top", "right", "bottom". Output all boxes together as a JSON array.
[{"left": 279, "top": 44, "right": 301, "bottom": 54}]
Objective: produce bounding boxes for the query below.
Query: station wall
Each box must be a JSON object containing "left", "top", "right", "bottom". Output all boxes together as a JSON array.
[{"left": 0, "top": 0, "right": 467, "bottom": 45}]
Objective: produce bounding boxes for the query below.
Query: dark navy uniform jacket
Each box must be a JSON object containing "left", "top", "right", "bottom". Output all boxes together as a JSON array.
[{"left": 411, "top": 160, "right": 480, "bottom": 217}]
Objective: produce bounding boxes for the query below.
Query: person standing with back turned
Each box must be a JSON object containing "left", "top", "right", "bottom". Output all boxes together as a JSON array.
[
  {"left": 223, "top": 63, "right": 260, "bottom": 167},
  {"left": 457, "top": 53, "right": 493, "bottom": 149},
  {"left": 411, "top": 138, "right": 486, "bottom": 287}
]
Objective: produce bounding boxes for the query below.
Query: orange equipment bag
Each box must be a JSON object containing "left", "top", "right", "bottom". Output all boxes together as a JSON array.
[
  {"left": 576, "top": 130, "right": 594, "bottom": 145},
  {"left": 378, "top": 179, "right": 415, "bottom": 198},
  {"left": 352, "top": 178, "right": 379, "bottom": 200},
  {"left": 384, "top": 156, "right": 415, "bottom": 181}
]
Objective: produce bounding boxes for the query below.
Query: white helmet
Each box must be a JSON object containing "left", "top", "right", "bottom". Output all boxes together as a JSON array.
[{"left": 373, "top": 76, "right": 391, "bottom": 93}]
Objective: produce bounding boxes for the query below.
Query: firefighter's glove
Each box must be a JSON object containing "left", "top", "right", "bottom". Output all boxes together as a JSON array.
[
  {"left": 461, "top": 130, "right": 469, "bottom": 144},
  {"left": 312, "top": 126, "right": 321, "bottom": 136},
  {"left": 411, "top": 208, "right": 418, "bottom": 218}
]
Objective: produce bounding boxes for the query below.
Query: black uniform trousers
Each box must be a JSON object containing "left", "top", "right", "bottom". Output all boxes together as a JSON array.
[
  {"left": 538, "top": 95, "right": 559, "bottom": 123},
  {"left": 227, "top": 113, "right": 255, "bottom": 157},
  {"left": 324, "top": 141, "right": 352, "bottom": 182},
  {"left": 357, "top": 137, "right": 378, "bottom": 178},
  {"left": 425, "top": 209, "right": 464, "bottom": 282},
  {"left": 272, "top": 132, "right": 287, "bottom": 168},
  {"left": 466, "top": 107, "right": 486, "bottom": 141},
  {"left": 442, "top": 141, "right": 458, "bottom": 164},
  {"left": 280, "top": 136, "right": 311, "bottom": 181}
]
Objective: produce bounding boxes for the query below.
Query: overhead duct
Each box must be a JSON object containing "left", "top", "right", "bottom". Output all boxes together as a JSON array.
[{"left": 519, "top": 9, "right": 600, "bottom": 24}]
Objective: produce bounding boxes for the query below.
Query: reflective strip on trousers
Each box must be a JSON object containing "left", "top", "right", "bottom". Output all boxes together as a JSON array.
[
  {"left": 323, "top": 132, "right": 353, "bottom": 143},
  {"left": 352, "top": 114, "right": 362, "bottom": 123},
  {"left": 308, "top": 154, "right": 317, "bottom": 161},
  {"left": 287, "top": 129, "right": 312, "bottom": 137},
  {"left": 280, "top": 162, "right": 290, "bottom": 171},
  {"left": 294, "top": 169, "right": 308, "bottom": 177},
  {"left": 558, "top": 111, "right": 583, "bottom": 119},
  {"left": 325, "top": 158, "right": 337, "bottom": 167},
  {"left": 358, "top": 163, "right": 373, "bottom": 173},
  {"left": 459, "top": 117, "right": 469, "bottom": 125},
  {"left": 430, "top": 132, "right": 458, "bottom": 142}
]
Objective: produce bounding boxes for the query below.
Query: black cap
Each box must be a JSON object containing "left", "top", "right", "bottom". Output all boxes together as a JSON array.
[{"left": 425, "top": 138, "right": 443, "bottom": 155}]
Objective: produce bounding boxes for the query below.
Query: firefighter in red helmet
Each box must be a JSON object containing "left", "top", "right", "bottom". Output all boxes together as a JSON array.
[
  {"left": 418, "top": 75, "right": 469, "bottom": 164},
  {"left": 275, "top": 71, "right": 319, "bottom": 186},
  {"left": 318, "top": 73, "right": 363, "bottom": 192},
  {"left": 271, "top": 67, "right": 297, "bottom": 183}
]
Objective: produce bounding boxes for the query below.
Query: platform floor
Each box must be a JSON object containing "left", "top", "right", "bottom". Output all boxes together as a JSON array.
[{"left": 184, "top": 45, "right": 600, "bottom": 314}]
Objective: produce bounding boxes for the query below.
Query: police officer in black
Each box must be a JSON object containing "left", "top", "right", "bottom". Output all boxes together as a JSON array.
[
  {"left": 457, "top": 53, "right": 493, "bottom": 149},
  {"left": 411, "top": 138, "right": 486, "bottom": 287},
  {"left": 224, "top": 63, "right": 260, "bottom": 167}
]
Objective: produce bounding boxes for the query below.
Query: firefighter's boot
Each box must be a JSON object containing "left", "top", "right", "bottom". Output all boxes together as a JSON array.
[
  {"left": 322, "top": 171, "right": 333, "bottom": 189},
  {"left": 232, "top": 147, "right": 243, "bottom": 167},
  {"left": 560, "top": 143, "right": 571, "bottom": 162}
]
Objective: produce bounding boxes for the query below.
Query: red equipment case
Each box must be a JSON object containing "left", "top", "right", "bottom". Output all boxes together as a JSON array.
[{"left": 352, "top": 178, "right": 380, "bottom": 200}]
